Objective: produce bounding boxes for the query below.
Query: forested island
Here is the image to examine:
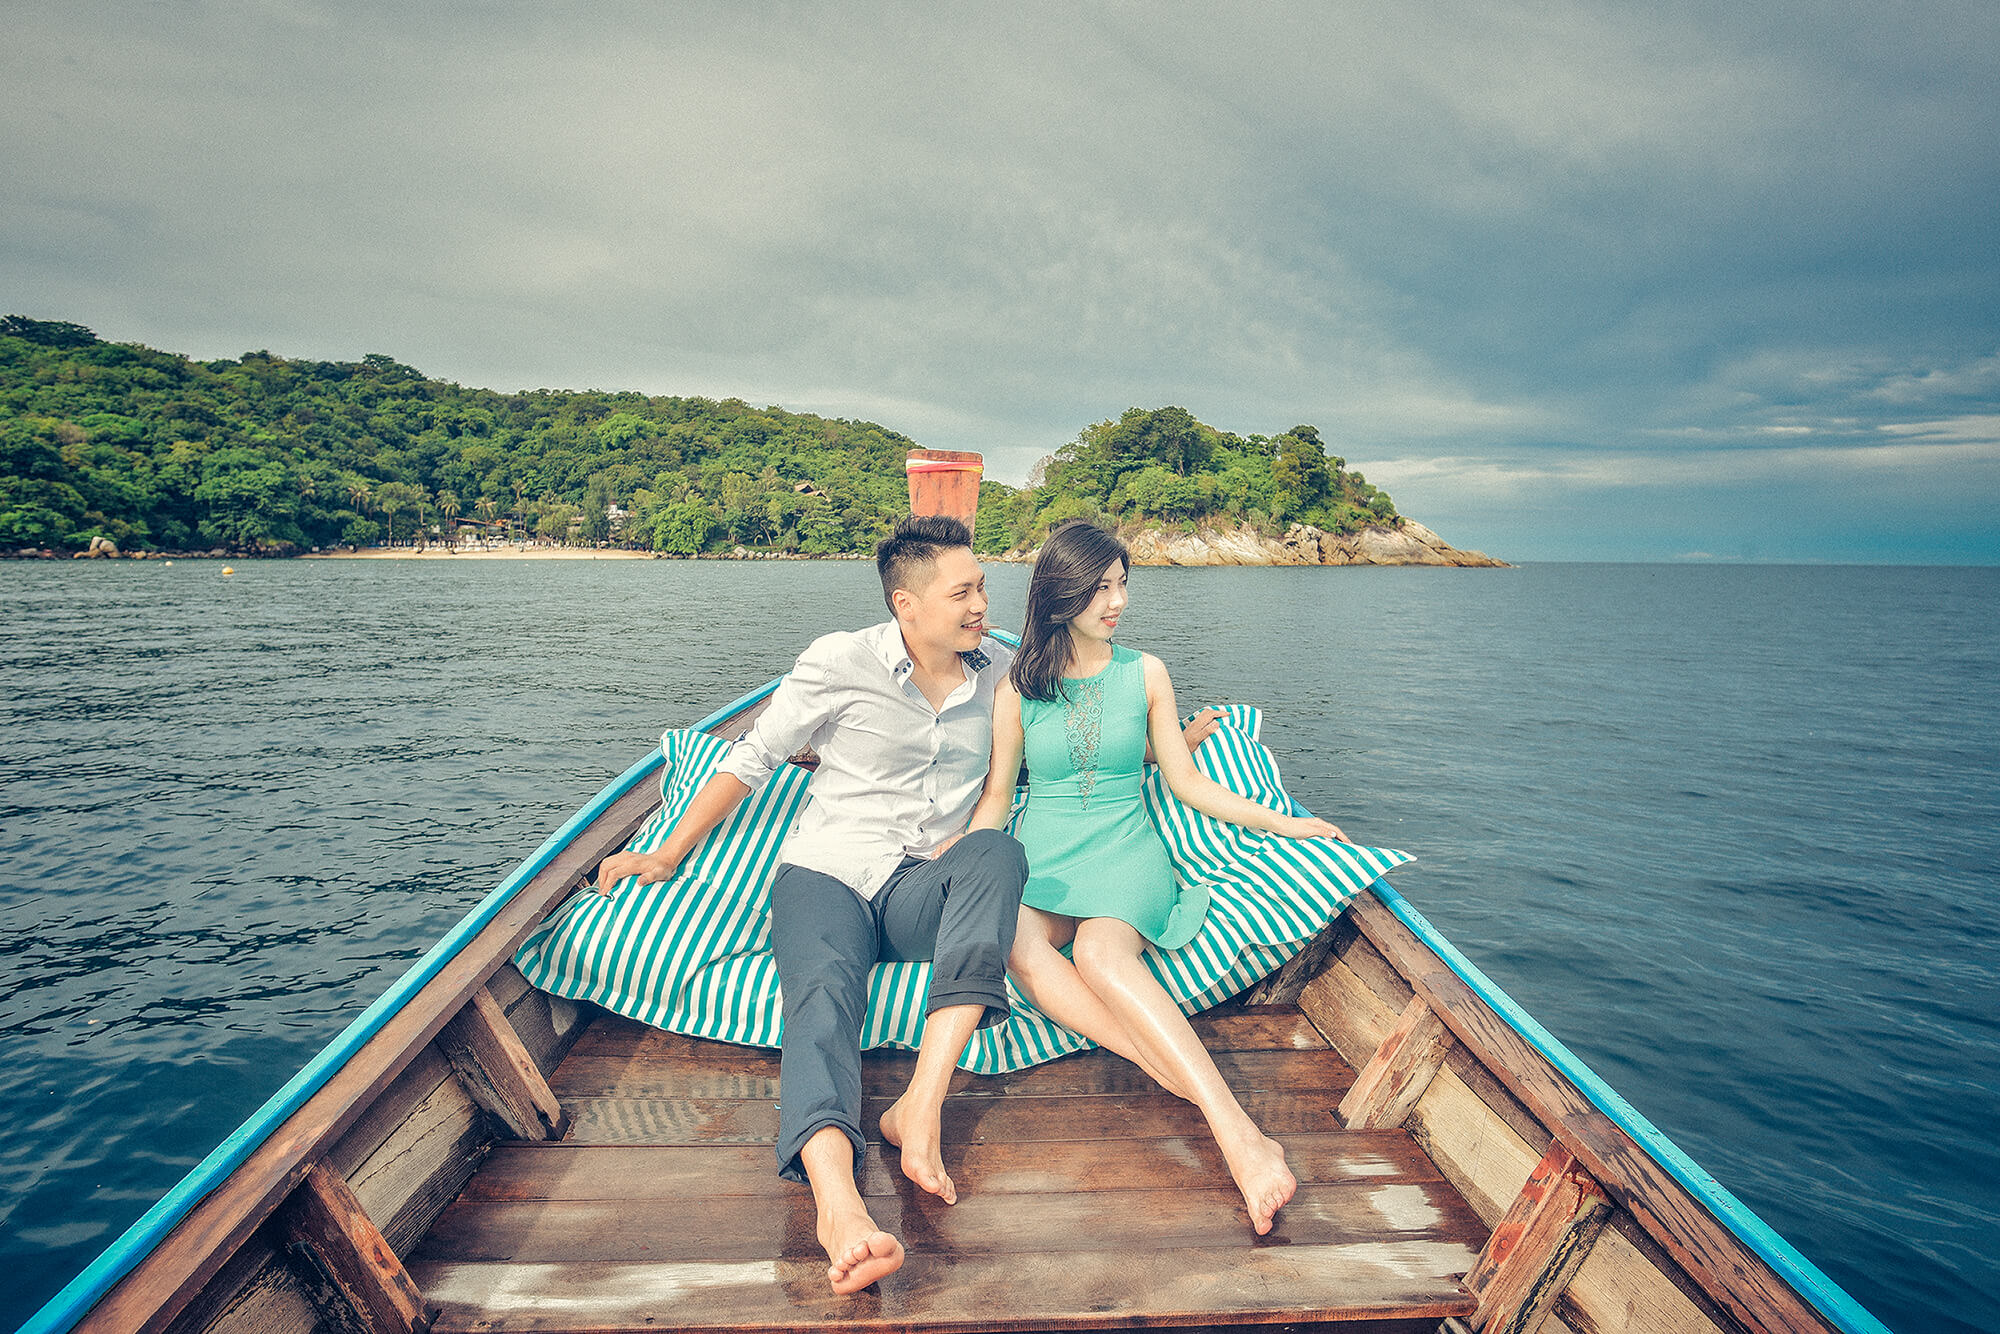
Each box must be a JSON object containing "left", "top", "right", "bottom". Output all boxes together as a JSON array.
[{"left": 0, "top": 316, "right": 1499, "bottom": 565}]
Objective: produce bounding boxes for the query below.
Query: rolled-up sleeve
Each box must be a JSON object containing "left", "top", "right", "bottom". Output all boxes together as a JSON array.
[{"left": 716, "top": 640, "right": 835, "bottom": 791}]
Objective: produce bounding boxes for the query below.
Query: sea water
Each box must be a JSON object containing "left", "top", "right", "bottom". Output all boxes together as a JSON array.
[{"left": 1, "top": 559, "right": 1994, "bottom": 1332}]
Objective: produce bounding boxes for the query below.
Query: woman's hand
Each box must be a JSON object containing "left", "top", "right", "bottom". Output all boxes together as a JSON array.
[{"left": 1274, "top": 814, "right": 1348, "bottom": 842}]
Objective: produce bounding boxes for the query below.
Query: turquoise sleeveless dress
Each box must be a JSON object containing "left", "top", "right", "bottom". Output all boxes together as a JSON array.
[{"left": 1016, "top": 644, "right": 1210, "bottom": 949}]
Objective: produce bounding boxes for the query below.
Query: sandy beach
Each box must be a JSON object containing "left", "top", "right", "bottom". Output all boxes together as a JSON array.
[{"left": 304, "top": 544, "right": 666, "bottom": 561}]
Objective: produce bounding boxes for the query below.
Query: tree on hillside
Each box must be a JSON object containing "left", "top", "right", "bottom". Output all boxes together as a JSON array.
[
  {"left": 1272, "top": 426, "right": 1332, "bottom": 517},
  {"left": 0, "top": 315, "right": 99, "bottom": 348},
  {"left": 372, "top": 481, "right": 425, "bottom": 547},
  {"left": 193, "top": 447, "right": 300, "bottom": 550},
  {"left": 579, "top": 475, "right": 615, "bottom": 545}
]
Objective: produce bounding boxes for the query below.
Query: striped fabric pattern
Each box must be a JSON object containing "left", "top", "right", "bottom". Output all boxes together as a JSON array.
[{"left": 514, "top": 705, "right": 1412, "bottom": 1074}]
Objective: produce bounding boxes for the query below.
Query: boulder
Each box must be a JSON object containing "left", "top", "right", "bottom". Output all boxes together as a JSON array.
[{"left": 1006, "top": 518, "right": 1507, "bottom": 568}]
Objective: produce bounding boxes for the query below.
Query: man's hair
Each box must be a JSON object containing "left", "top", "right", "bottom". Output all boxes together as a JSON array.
[{"left": 876, "top": 514, "right": 973, "bottom": 609}]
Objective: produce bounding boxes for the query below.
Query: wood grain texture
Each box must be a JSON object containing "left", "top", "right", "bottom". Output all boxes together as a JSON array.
[
  {"left": 412, "top": 1243, "right": 1482, "bottom": 1332},
  {"left": 161, "top": 1238, "right": 324, "bottom": 1334},
  {"left": 406, "top": 1003, "right": 1484, "bottom": 1331},
  {"left": 1298, "top": 955, "right": 1404, "bottom": 1070},
  {"left": 343, "top": 1074, "right": 485, "bottom": 1255},
  {"left": 562, "top": 1088, "right": 1342, "bottom": 1147},
  {"left": 1466, "top": 1143, "right": 1610, "bottom": 1334},
  {"left": 277, "top": 1164, "right": 427, "bottom": 1334},
  {"left": 327, "top": 1046, "right": 457, "bottom": 1184},
  {"left": 494, "top": 965, "right": 588, "bottom": 1080},
  {"left": 415, "top": 1179, "right": 1489, "bottom": 1264},
  {"left": 1346, "top": 892, "right": 1838, "bottom": 1334},
  {"left": 1243, "top": 917, "right": 1353, "bottom": 1006},
  {"left": 1332, "top": 922, "right": 1418, "bottom": 1014},
  {"left": 1558, "top": 1224, "right": 1731, "bottom": 1334},
  {"left": 1406, "top": 1065, "right": 1544, "bottom": 1227},
  {"left": 457, "top": 1132, "right": 1446, "bottom": 1203},
  {"left": 1339, "top": 995, "right": 1452, "bottom": 1131},
  {"left": 564, "top": 1007, "right": 1331, "bottom": 1062},
  {"left": 550, "top": 1046, "right": 1353, "bottom": 1102},
  {"left": 438, "top": 986, "right": 568, "bottom": 1141}
]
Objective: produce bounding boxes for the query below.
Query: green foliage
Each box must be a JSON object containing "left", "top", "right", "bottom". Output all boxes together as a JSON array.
[
  {"left": 0, "top": 315, "right": 100, "bottom": 349},
  {"left": 1006, "top": 407, "right": 1397, "bottom": 545},
  {"left": 0, "top": 319, "right": 923, "bottom": 553},
  {"left": 653, "top": 498, "right": 719, "bottom": 555},
  {"left": 0, "top": 320, "right": 1402, "bottom": 556}
]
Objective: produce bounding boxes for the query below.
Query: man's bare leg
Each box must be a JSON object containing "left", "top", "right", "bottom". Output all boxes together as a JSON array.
[
  {"left": 1073, "top": 918, "right": 1298, "bottom": 1235},
  {"left": 877, "top": 1001, "right": 981, "bottom": 1203},
  {"left": 801, "top": 1125, "right": 903, "bottom": 1294},
  {"left": 1009, "top": 906, "right": 1190, "bottom": 1099}
]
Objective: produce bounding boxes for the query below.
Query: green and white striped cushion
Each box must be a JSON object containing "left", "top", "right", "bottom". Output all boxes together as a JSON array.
[{"left": 514, "top": 705, "right": 1412, "bottom": 1074}]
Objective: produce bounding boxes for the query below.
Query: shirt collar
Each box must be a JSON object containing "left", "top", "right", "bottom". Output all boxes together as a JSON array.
[{"left": 865, "top": 620, "right": 991, "bottom": 682}]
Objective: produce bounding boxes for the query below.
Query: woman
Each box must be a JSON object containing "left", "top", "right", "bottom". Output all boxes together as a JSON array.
[{"left": 966, "top": 520, "right": 1348, "bottom": 1235}]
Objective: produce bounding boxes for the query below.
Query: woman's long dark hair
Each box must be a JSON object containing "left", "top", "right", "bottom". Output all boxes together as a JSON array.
[{"left": 1012, "top": 520, "right": 1130, "bottom": 702}]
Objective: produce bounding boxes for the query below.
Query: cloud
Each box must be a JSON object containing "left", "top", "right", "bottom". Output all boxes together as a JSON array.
[{"left": 2, "top": 0, "right": 1996, "bottom": 560}]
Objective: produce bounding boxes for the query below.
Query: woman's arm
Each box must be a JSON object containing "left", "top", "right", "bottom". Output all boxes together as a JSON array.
[
  {"left": 1141, "top": 654, "right": 1348, "bottom": 842},
  {"left": 967, "top": 680, "right": 1027, "bottom": 833}
]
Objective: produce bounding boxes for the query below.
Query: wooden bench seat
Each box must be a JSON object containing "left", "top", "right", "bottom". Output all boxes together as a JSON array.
[{"left": 407, "top": 1006, "right": 1485, "bottom": 1332}]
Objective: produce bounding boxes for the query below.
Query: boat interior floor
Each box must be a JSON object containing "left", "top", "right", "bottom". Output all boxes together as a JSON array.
[{"left": 407, "top": 1003, "right": 1488, "bottom": 1333}]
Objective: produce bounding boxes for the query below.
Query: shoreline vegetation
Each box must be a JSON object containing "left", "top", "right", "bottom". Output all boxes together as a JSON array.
[{"left": 3, "top": 315, "right": 1503, "bottom": 567}]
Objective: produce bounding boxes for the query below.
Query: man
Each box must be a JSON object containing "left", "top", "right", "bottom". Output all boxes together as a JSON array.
[{"left": 593, "top": 514, "right": 1025, "bottom": 1295}]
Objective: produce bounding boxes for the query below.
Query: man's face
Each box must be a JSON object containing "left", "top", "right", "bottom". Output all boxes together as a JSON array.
[{"left": 894, "top": 546, "right": 989, "bottom": 657}]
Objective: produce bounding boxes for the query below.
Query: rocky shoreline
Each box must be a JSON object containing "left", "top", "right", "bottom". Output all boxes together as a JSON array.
[{"left": 1007, "top": 519, "right": 1506, "bottom": 568}]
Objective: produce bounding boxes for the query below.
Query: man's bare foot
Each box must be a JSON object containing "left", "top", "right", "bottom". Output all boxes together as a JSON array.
[
  {"left": 819, "top": 1207, "right": 903, "bottom": 1294},
  {"left": 1219, "top": 1131, "right": 1297, "bottom": 1235},
  {"left": 878, "top": 1095, "right": 956, "bottom": 1204}
]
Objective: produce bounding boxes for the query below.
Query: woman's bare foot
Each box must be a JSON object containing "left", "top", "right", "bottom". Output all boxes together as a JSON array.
[
  {"left": 819, "top": 1206, "right": 904, "bottom": 1294},
  {"left": 1218, "top": 1130, "right": 1296, "bottom": 1235},
  {"left": 878, "top": 1095, "right": 956, "bottom": 1204}
]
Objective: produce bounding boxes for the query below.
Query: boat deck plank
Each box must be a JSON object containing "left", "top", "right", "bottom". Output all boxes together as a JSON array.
[{"left": 409, "top": 1005, "right": 1484, "bottom": 1332}]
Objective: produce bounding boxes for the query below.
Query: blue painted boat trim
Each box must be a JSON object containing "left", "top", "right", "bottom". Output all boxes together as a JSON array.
[
  {"left": 1367, "top": 880, "right": 1888, "bottom": 1334},
  {"left": 26, "top": 657, "right": 1881, "bottom": 1334},
  {"left": 17, "top": 679, "right": 782, "bottom": 1334}
]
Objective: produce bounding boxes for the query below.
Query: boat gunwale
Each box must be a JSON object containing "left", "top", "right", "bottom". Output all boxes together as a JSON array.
[
  {"left": 23, "top": 651, "right": 1889, "bottom": 1334},
  {"left": 1356, "top": 881, "right": 1888, "bottom": 1334},
  {"left": 19, "top": 682, "right": 780, "bottom": 1334}
]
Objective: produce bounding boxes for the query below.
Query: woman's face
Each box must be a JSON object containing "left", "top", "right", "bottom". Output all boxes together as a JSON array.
[{"left": 1066, "top": 558, "right": 1129, "bottom": 646}]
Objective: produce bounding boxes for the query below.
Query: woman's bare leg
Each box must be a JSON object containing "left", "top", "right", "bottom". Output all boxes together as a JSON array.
[
  {"left": 1007, "top": 905, "right": 1189, "bottom": 1099},
  {"left": 1072, "top": 917, "right": 1297, "bottom": 1234}
]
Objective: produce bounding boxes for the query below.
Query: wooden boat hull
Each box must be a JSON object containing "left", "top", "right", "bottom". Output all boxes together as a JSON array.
[{"left": 23, "top": 674, "right": 1887, "bottom": 1334}]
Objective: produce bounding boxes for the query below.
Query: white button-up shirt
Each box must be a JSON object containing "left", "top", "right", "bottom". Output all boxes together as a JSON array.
[{"left": 716, "top": 620, "right": 1013, "bottom": 900}]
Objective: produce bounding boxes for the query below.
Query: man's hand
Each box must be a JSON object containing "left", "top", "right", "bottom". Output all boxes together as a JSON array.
[
  {"left": 591, "top": 848, "right": 683, "bottom": 897},
  {"left": 1183, "top": 706, "right": 1224, "bottom": 753}
]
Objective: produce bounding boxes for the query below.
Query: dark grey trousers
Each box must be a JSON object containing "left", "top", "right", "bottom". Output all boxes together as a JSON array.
[{"left": 768, "top": 828, "right": 1027, "bottom": 1183}]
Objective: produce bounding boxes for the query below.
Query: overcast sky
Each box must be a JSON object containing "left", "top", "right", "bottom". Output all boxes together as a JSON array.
[{"left": 6, "top": 0, "right": 1996, "bottom": 562}]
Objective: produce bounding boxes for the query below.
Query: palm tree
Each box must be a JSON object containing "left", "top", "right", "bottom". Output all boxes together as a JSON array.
[
  {"left": 475, "top": 496, "right": 498, "bottom": 546},
  {"left": 372, "top": 481, "right": 422, "bottom": 548},
  {"left": 437, "top": 490, "right": 461, "bottom": 549}
]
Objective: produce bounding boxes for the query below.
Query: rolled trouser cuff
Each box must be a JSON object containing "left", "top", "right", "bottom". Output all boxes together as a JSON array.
[
  {"left": 923, "top": 982, "right": 1012, "bottom": 1029},
  {"left": 775, "top": 1113, "right": 866, "bottom": 1185}
]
